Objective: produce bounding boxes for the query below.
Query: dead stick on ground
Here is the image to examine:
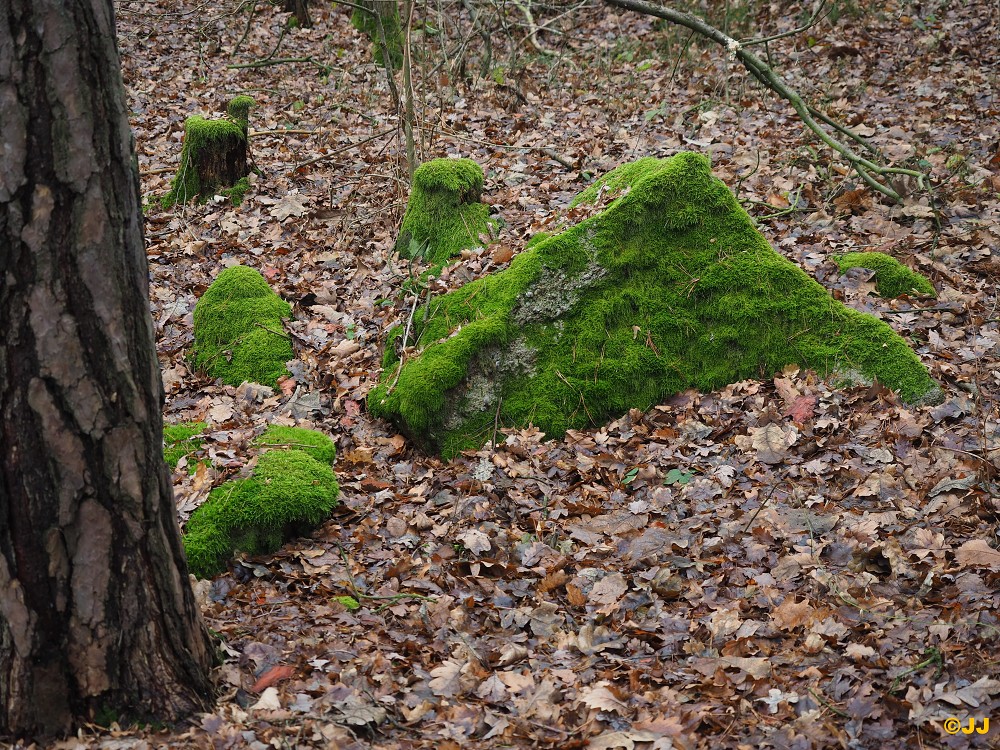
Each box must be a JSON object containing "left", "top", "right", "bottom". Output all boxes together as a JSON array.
[{"left": 292, "top": 127, "right": 396, "bottom": 171}]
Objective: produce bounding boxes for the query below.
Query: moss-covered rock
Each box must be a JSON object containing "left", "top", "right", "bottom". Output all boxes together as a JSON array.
[
  {"left": 395, "top": 158, "right": 495, "bottom": 269},
  {"left": 164, "top": 421, "right": 207, "bottom": 470},
  {"left": 368, "top": 152, "right": 942, "bottom": 457},
  {"left": 162, "top": 96, "right": 254, "bottom": 208},
  {"left": 182, "top": 427, "right": 339, "bottom": 579},
  {"left": 191, "top": 265, "right": 293, "bottom": 388},
  {"left": 351, "top": 2, "right": 403, "bottom": 69},
  {"left": 836, "top": 252, "right": 936, "bottom": 298}
]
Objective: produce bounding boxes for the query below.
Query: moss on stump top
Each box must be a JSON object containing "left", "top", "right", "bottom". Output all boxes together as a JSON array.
[
  {"left": 182, "top": 425, "right": 339, "bottom": 579},
  {"left": 369, "top": 152, "right": 942, "bottom": 458},
  {"left": 191, "top": 265, "right": 293, "bottom": 388},
  {"left": 836, "top": 251, "right": 936, "bottom": 298},
  {"left": 395, "top": 157, "right": 494, "bottom": 268}
]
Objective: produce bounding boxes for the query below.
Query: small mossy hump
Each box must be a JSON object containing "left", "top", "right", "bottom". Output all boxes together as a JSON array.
[
  {"left": 836, "top": 252, "right": 936, "bottom": 298},
  {"left": 369, "top": 152, "right": 941, "bottom": 458},
  {"left": 254, "top": 424, "right": 336, "bottom": 465},
  {"left": 191, "top": 265, "right": 293, "bottom": 388},
  {"left": 226, "top": 95, "right": 255, "bottom": 127},
  {"left": 182, "top": 428, "right": 339, "bottom": 579},
  {"left": 395, "top": 158, "right": 495, "bottom": 269}
]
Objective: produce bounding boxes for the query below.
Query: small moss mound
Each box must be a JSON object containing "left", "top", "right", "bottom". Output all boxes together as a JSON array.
[
  {"left": 254, "top": 424, "right": 337, "bottom": 464},
  {"left": 162, "top": 96, "right": 254, "bottom": 208},
  {"left": 191, "top": 265, "right": 293, "bottom": 388},
  {"left": 164, "top": 421, "right": 207, "bottom": 469},
  {"left": 182, "top": 428, "right": 339, "bottom": 579},
  {"left": 836, "top": 252, "right": 936, "bottom": 298},
  {"left": 351, "top": 4, "right": 403, "bottom": 69},
  {"left": 369, "top": 152, "right": 942, "bottom": 457},
  {"left": 396, "top": 158, "right": 495, "bottom": 269}
]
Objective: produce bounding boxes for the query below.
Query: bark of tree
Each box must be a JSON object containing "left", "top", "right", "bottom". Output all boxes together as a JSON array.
[
  {"left": 283, "top": 0, "right": 313, "bottom": 28},
  {"left": 0, "top": 0, "right": 215, "bottom": 739}
]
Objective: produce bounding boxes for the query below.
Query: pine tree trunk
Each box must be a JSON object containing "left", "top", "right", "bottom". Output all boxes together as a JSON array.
[{"left": 0, "top": 0, "right": 215, "bottom": 739}]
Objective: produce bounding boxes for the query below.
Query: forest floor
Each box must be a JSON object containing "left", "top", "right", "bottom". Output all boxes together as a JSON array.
[{"left": 65, "top": 0, "right": 1000, "bottom": 747}]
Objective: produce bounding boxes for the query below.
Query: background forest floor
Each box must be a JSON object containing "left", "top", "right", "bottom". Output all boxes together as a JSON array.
[{"left": 66, "top": 0, "right": 1000, "bottom": 747}]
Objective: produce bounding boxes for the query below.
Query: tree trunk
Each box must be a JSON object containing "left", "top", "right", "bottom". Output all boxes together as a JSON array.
[
  {"left": 283, "top": 0, "right": 313, "bottom": 28},
  {"left": 0, "top": 0, "right": 215, "bottom": 740}
]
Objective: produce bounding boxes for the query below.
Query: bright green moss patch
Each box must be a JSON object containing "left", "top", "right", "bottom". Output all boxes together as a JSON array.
[
  {"left": 164, "top": 421, "right": 207, "bottom": 470},
  {"left": 369, "top": 152, "right": 942, "bottom": 457},
  {"left": 396, "top": 158, "right": 495, "bottom": 269},
  {"left": 182, "top": 429, "right": 339, "bottom": 578},
  {"left": 351, "top": 5, "right": 403, "bottom": 69},
  {"left": 191, "top": 265, "right": 293, "bottom": 387},
  {"left": 254, "top": 424, "right": 336, "bottom": 464},
  {"left": 226, "top": 95, "right": 255, "bottom": 128},
  {"left": 570, "top": 156, "right": 667, "bottom": 207},
  {"left": 836, "top": 252, "right": 936, "bottom": 298},
  {"left": 162, "top": 96, "right": 254, "bottom": 208},
  {"left": 220, "top": 176, "right": 252, "bottom": 207}
]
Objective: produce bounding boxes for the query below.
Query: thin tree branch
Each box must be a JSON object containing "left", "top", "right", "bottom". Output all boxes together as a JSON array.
[
  {"left": 739, "top": 0, "right": 829, "bottom": 47},
  {"left": 603, "top": 0, "right": 928, "bottom": 202}
]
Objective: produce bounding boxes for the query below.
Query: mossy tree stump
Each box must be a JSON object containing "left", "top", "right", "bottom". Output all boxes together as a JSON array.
[
  {"left": 283, "top": 0, "right": 312, "bottom": 27},
  {"left": 369, "top": 152, "right": 942, "bottom": 458},
  {"left": 351, "top": 0, "right": 403, "bottom": 70},
  {"left": 162, "top": 96, "right": 255, "bottom": 207},
  {"left": 395, "top": 157, "right": 495, "bottom": 269},
  {"left": 191, "top": 265, "right": 293, "bottom": 387}
]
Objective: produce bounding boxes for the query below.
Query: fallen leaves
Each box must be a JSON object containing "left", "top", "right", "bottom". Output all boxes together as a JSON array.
[
  {"left": 118, "top": 0, "right": 1000, "bottom": 748},
  {"left": 955, "top": 539, "right": 1000, "bottom": 570}
]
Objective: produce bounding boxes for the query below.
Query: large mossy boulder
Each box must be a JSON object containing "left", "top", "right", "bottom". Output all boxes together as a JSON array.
[
  {"left": 836, "top": 251, "right": 936, "bottom": 298},
  {"left": 368, "top": 152, "right": 942, "bottom": 458},
  {"left": 192, "top": 265, "right": 293, "bottom": 388},
  {"left": 183, "top": 425, "right": 339, "bottom": 579},
  {"left": 162, "top": 96, "right": 255, "bottom": 208},
  {"left": 395, "top": 158, "right": 495, "bottom": 268}
]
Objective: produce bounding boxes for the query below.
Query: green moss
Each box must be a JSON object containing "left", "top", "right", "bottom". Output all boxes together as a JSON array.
[
  {"left": 395, "top": 158, "right": 496, "bottom": 270},
  {"left": 164, "top": 421, "right": 208, "bottom": 470},
  {"left": 182, "top": 437, "right": 339, "bottom": 579},
  {"left": 369, "top": 152, "right": 942, "bottom": 457},
  {"left": 226, "top": 95, "right": 255, "bottom": 128},
  {"left": 161, "top": 97, "right": 254, "bottom": 208},
  {"left": 334, "top": 595, "right": 360, "bottom": 610},
  {"left": 254, "top": 424, "right": 336, "bottom": 465},
  {"left": 836, "top": 252, "right": 936, "bottom": 298},
  {"left": 220, "top": 176, "right": 251, "bottom": 207},
  {"left": 351, "top": 5, "right": 403, "bottom": 69},
  {"left": 191, "top": 265, "right": 293, "bottom": 387},
  {"left": 570, "top": 156, "right": 667, "bottom": 207}
]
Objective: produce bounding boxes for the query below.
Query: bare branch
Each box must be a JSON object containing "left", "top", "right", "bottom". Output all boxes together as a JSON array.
[{"left": 603, "top": 0, "right": 927, "bottom": 202}]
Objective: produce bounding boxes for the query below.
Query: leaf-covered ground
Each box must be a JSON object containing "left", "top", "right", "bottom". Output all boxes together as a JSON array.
[{"left": 68, "top": 1, "right": 1000, "bottom": 747}]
